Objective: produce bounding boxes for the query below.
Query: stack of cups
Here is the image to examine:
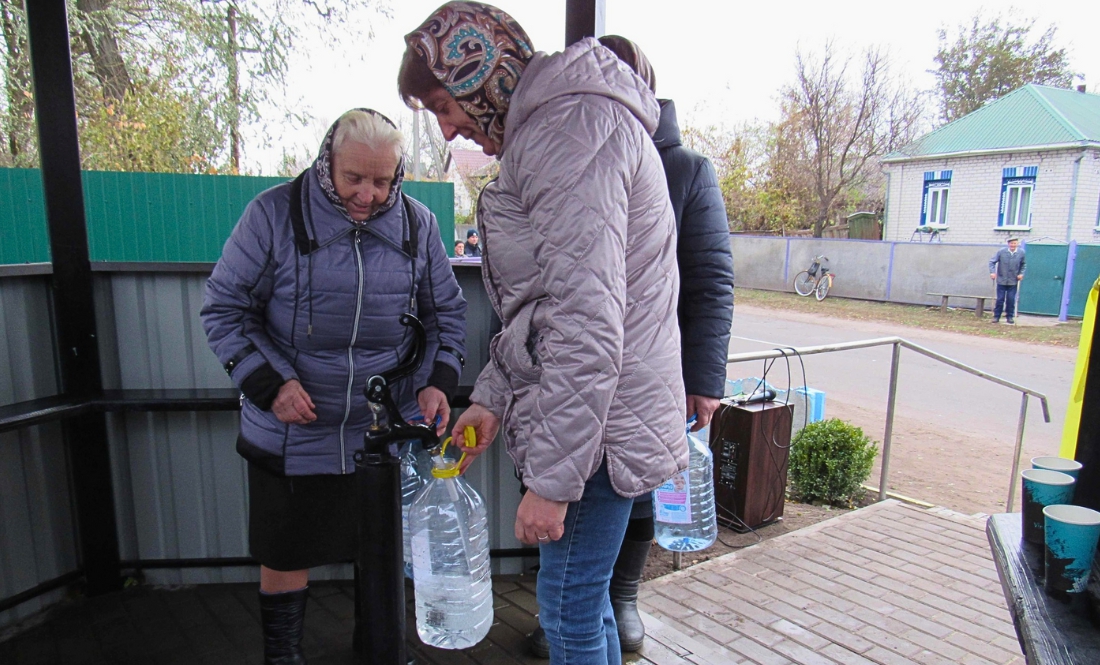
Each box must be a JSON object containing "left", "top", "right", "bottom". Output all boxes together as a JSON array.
[{"left": 1022, "top": 456, "right": 1100, "bottom": 601}]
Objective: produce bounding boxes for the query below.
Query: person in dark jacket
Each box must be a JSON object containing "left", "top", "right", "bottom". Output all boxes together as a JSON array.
[
  {"left": 989, "top": 237, "right": 1025, "bottom": 324},
  {"left": 464, "top": 228, "right": 482, "bottom": 256},
  {"left": 529, "top": 35, "right": 736, "bottom": 657},
  {"left": 201, "top": 108, "right": 467, "bottom": 664}
]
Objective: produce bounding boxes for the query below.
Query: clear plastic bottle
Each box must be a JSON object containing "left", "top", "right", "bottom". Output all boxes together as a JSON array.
[
  {"left": 409, "top": 447, "right": 493, "bottom": 649},
  {"left": 653, "top": 427, "right": 717, "bottom": 552},
  {"left": 400, "top": 441, "right": 429, "bottom": 580}
]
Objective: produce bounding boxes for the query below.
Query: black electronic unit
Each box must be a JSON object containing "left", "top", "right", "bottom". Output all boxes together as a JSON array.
[{"left": 709, "top": 400, "right": 794, "bottom": 532}]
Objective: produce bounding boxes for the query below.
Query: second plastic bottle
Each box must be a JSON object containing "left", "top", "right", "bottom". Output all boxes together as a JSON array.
[{"left": 653, "top": 426, "right": 717, "bottom": 552}]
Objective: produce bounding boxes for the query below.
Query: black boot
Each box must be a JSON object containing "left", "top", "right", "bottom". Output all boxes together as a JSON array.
[
  {"left": 528, "top": 625, "right": 550, "bottom": 659},
  {"left": 610, "top": 538, "right": 651, "bottom": 652},
  {"left": 259, "top": 587, "right": 309, "bottom": 665}
]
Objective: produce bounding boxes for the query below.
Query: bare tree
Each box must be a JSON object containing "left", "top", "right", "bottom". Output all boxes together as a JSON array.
[{"left": 781, "top": 42, "right": 924, "bottom": 237}]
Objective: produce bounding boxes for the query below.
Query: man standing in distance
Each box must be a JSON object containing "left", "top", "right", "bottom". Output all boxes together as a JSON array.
[{"left": 989, "top": 237, "right": 1025, "bottom": 324}]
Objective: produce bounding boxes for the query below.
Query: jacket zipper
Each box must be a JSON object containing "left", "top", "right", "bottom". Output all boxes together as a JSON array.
[{"left": 340, "top": 229, "right": 365, "bottom": 473}]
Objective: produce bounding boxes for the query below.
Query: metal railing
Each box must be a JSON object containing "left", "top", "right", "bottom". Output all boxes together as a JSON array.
[{"left": 726, "top": 337, "right": 1051, "bottom": 513}]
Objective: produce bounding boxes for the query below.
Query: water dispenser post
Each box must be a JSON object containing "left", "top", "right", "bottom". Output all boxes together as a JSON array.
[{"left": 354, "top": 314, "right": 439, "bottom": 665}]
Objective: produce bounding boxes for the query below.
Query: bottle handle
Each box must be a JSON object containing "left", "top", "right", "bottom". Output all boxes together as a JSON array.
[{"left": 440, "top": 426, "right": 478, "bottom": 469}]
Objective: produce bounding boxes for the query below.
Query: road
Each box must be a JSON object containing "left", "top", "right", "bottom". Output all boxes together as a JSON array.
[{"left": 727, "top": 305, "right": 1076, "bottom": 515}]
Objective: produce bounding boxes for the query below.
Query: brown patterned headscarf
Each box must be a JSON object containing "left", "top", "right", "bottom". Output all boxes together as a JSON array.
[
  {"left": 405, "top": 2, "right": 535, "bottom": 148},
  {"left": 598, "top": 35, "right": 657, "bottom": 93}
]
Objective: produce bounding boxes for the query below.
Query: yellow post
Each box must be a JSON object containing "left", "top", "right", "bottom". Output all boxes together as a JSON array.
[{"left": 1061, "top": 278, "right": 1100, "bottom": 458}]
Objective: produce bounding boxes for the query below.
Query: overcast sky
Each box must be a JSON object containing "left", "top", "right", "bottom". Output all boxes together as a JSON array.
[{"left": 247, "top": 0, "right": 1100, "bottom": 173}]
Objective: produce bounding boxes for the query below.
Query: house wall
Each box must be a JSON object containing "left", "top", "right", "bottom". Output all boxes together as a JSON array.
[{"left": 883, "top": 148, "right": 1100, "bottom": 245}]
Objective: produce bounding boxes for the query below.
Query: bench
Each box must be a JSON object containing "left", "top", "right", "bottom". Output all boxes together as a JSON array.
[{"left": 927, "top": 292, "right": 988, "bottom": 318}]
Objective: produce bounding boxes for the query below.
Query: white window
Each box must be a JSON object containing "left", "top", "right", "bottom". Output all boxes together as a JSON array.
[
  {"left": 998, "top": 166, "right": 1036, "bottom": 228},
  {"left": 926, "top": 186, "right": 949, "bottom": 226},
  {"left": 1001, "top": 183, "right": 1033, "bottom": 228}
]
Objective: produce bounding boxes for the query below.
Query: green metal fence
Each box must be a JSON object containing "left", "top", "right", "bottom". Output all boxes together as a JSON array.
[
  {"left": 0, "top": 169, "right": 51, "bottom": 264},
  {"left": 1017, "top": 244, "right": 1067, "bottom": 317},
  {"left": 0, "top": 168, "right": 455, "bottom": 264}
]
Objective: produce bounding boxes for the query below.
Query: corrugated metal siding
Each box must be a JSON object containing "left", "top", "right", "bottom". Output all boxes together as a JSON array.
[
  {"left": 94, "top": 269, "right": 525, "bottom": 584},
  {"left": 0, "top": 169, "right": 455, "bottom": 265},
  {"left": 83, "top": 171, "right": 285, "bottom": 263},
  {"left": 405, "top": 181, "right": 456, "bottom": 257},
  {"left": 0, "top": 169, "right": 50, "bottom": 265},
  {"left": 0, "top": 277, "right": 76, "bottom": 626}
]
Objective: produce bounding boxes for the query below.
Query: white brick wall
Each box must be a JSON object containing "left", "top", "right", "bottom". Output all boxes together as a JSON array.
[{"left": 882, "top": 148, "right": 1100, "bottom": 245}]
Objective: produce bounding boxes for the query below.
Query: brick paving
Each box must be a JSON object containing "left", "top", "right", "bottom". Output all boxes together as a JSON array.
[
  {"left": 0, "top": 500, "right": 1024, "bottom": 664},
  {"left": 636, "top": 500, "right": 1024, "bottom": 665}
]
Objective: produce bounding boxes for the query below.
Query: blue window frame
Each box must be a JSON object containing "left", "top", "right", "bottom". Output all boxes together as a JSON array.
[
  {"left": 920, "top": 170, "right": 952, "bottom": 227},
  {"left": 998, "top": 166, "right": 1037, "bottom": 228}
]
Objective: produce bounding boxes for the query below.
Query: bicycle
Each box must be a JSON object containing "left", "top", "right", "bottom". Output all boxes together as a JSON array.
[{"left": 793, "top": 255, "right": 834, "bottom": 301}]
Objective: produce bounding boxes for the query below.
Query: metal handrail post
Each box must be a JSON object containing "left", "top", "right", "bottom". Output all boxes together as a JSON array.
[
  {"left": 1006, "top": 393, "right": 1030, "bottom": 513},
  {"left": 879, "top": 342, "right": 902, "bottom": 501}
]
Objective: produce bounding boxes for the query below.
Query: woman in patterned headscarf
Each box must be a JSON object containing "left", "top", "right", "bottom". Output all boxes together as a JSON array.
[
  {"left": 399, "top": 4, "right": 688, "bottom": 665},
  {"left": 202, "top": 108, "right": 467, "bottom": 663}
]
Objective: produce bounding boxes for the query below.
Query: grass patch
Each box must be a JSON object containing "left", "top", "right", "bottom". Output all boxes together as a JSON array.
[{"left": 738, "top": 288, "right": 1082, "bottom": 348}]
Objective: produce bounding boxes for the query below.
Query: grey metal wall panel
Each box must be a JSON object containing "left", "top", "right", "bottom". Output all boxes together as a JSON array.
[
  {"left": 94, "top": 269, "right": 529, "bottom": 584},
  {"left": 0, "top": 277, "right": 75, "bottom": 627},
  {"left": 787, "top": 238, "right": 893, "bottom": 301},
  {"left": 0, "top": 277, "right": 58, "bottom": 404},
  {"left": 0, "top": 423, "right": 77, "bottom": 625},
  {"left": 102, "top": 273, "right": 230, "bottom": 390}
]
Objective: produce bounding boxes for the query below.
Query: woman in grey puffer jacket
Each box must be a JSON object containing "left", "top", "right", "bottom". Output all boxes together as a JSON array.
[
  {"left": 201, "top": 109, "right": 466, "bottom": 664},
  {"left": 400, "top": 4, "right": 687, "bottom": 664}
]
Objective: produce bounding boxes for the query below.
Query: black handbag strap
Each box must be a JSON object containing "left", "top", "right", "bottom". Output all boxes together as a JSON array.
[{"left": 289, "top": 169, "right": 417, "bottom": 260}]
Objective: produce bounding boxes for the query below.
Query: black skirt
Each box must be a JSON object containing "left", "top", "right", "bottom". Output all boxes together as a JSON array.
[{"left": 248, "top": 462, "right": 358, "bottom": 571}]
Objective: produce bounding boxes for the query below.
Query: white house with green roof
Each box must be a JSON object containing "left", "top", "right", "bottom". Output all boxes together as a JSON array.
[{"left": 882, "top": 84, "right": 1100, "bottom": 244}]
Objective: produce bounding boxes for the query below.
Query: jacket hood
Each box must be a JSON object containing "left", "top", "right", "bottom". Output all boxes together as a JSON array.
[
  {"left": 653, "top": 99, "right": 682, "bottom": 150},
  {"left": 502, "top": 37, "right": 661, "bottom": 155}
]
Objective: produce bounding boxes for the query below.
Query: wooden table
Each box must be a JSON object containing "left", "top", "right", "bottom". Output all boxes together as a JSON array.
[
  {"left": 928, "top": 292, "right": 989, "bottom": 317},
  {"left": 987, "top": 513, "right": 1100, "bottom": 664}
]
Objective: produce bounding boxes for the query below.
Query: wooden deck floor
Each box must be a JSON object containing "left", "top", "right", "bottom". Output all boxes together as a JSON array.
[{"left": 0, "top": 500, "right": 1025, "bottom": 664}]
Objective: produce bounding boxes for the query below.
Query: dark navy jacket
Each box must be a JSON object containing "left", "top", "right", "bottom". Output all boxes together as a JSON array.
[{"left": 654, "top": 100, "right": 736, "bottom": 399}]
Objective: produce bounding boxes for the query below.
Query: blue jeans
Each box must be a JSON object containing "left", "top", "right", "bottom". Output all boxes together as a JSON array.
[
  {"left": 537, "top": 461, "right": 633, "bottom": 665},
  {"left": 994, "top": 283, "right": 1018, "bottom": 321}
]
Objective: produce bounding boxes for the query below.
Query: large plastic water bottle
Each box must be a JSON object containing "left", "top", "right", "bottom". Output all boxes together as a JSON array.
[
  {"left": 653, "top": 426, "right": 717, "bottom": 552},
  {"left": 400, "top": 441, "right": 429, "bottom": 579},
  {"left": 409, "top": 429, "right": 493, "bottom": 649}
]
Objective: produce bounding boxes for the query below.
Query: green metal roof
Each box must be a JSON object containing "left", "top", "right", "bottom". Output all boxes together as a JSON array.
[{"left": 884, "top": 84, "right": 1100, "bottom": 162}]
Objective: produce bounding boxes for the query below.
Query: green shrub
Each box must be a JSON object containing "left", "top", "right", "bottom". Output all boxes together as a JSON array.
[{"left": 789, "top": 418, "right": 878, "bottom": 507}]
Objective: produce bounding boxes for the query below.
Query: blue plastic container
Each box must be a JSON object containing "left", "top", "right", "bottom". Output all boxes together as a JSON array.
[
  {"left": 1043, "top": 504, "right": 1100, "bottom": 598},
  {"left": 1021, "top": 469, "right": 1076, "bottom": 544},
  {"left": 1032, "top": 456, "right": 1083, "bottom": 480}
]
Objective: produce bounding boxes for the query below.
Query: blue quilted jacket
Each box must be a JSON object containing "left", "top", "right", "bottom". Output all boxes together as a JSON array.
[{"left": 201, "top": 169, "right": 467, "bottom": 476}]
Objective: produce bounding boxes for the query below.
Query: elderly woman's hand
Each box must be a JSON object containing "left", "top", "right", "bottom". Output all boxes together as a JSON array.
[
  {"left": 417, "top": 386, "right": 450, "bottom": 436},
  {"left": 451, "top": 403, "right": 499, "bottom": 473},
  {"left": 516, "top": 490, "right": 568, "bottom": 545},
  {"left": 272, "top": 379, "right": 317, "bottom": 424}
]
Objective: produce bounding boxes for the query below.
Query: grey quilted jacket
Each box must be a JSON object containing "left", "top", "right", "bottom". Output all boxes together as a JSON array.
[
  {"left": 202, "top": 169, "right": 467, "bottom": 476},
  {"left": 469, "top": 38, "right": 688, "bottom": 503}
]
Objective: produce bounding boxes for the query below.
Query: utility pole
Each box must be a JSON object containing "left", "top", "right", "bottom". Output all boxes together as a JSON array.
[
  {"left": 412, "top": 108, "right": 422, "bottom": 180},
  {"left": 227, "top": 3, "right": 240, "bottom": 173}
]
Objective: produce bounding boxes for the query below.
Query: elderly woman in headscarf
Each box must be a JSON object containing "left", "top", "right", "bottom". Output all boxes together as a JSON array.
[
  {"left": 398, "top": 4, "right": 687, "bottom": 664},
  {"left": 201, "top": 108, "right": 467, "bottom": 664}
]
